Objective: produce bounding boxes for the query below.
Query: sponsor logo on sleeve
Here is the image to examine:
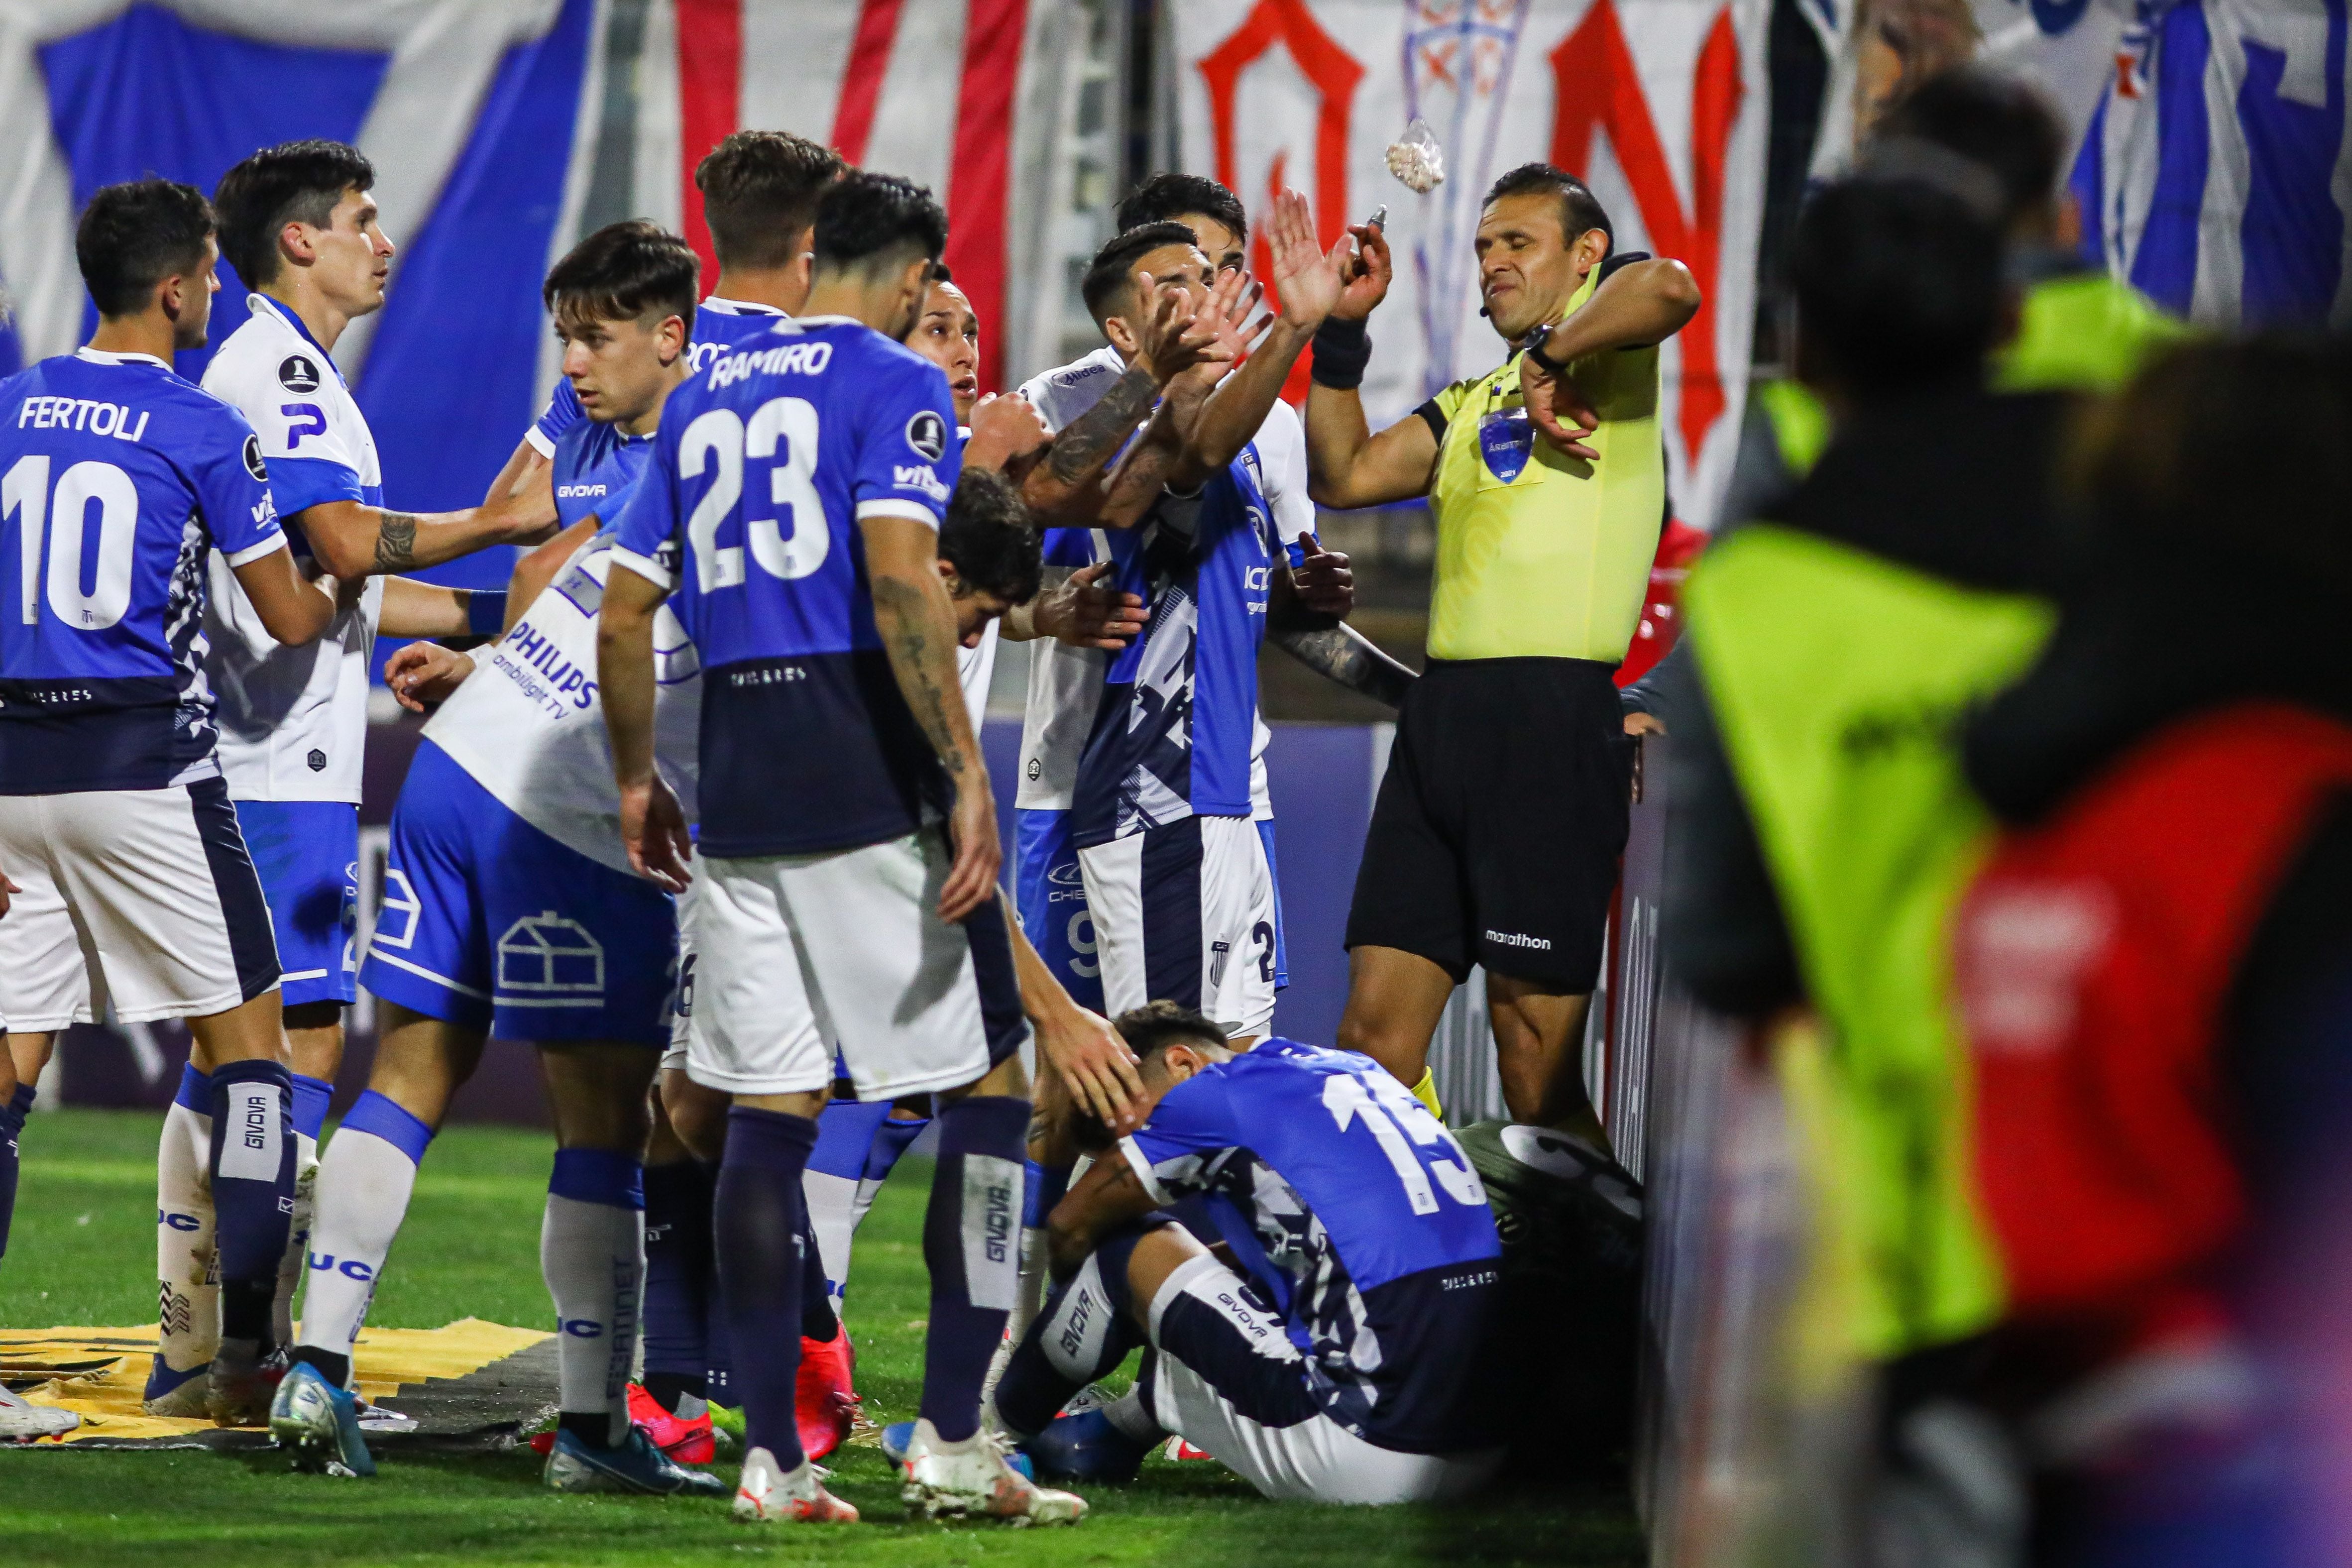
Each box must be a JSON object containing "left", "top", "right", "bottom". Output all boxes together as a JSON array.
[
  {"left": 904, "top": 409, "right": 948, "bottom": 462},
  {"left": 277, "top": 355, "right": 321, "bottom": 393}
]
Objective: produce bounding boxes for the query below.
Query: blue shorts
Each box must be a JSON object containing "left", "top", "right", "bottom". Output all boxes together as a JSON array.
[
  {"left": 359, "top": 741, "right": 677, "bottom": 1045},
  {"left": 233, "top": 799, "right": 358, "bottom": 1008},
  {"left": 1015, "top": 806, "right": 1102, "bottom": 1013}
]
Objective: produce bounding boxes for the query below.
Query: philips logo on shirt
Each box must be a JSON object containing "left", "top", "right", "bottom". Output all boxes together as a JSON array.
[{"left": 893, "top": 463, "right": 950, "bottom": 502}]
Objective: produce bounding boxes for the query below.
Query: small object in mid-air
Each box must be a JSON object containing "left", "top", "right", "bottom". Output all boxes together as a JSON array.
[
  {"left": 1365, "top": 204, "right": 1389, "bottom": 230},
  {"left": 1385, "top": 117, "right": 1445, "bottom": 193}
]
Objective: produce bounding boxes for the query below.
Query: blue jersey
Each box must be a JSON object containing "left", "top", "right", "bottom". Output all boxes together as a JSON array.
[
  {"left": 530, "top": 298, "right": 794, "bottom": 456},
  {"left": 551, "top": 414, "right": 654, "bottom": 531},
  {"left": 0, "top": 349, "right": 288, "bottom": 793},
  {"left": 607, "top": 315, "right": 963, "bottom": 858},
  {"left": 1070, "top": 448, "right": 1283, "bottom": 850},
  {"left": 1122, "top": 1040, "right": 1503, "bottom": 1451}
]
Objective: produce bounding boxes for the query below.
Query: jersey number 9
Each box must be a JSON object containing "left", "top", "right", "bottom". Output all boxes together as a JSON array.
[
  {"left": 680, "top": 398, "right": 831, "bottom": 594},
  {"left": 5, "top": 455, "right": 139, "bottom": 632}
]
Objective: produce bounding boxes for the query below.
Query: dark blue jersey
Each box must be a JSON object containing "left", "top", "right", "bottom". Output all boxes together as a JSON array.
[
  {"left": 0, "top": 349, "right": 288, "bottom": 792},
  {"left": 1071, "top": 448, "right": 1280, "bottom": 850},
  {"left": 606, "top": 315, "right": 963, "bottom": 858},
  {"left": 1122, "top": 1040, "right": 1504, "bottom": 1452}
]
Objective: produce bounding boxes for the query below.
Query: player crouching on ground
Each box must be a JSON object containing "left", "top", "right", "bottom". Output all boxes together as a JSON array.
[{"left": 991, "top": 1003, "right": 1508, "bottom": 1504}]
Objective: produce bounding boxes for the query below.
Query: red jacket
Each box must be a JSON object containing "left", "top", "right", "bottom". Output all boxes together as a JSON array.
[{"left": 1955, "top": 704, "right": 2352, "bottom": 1345}]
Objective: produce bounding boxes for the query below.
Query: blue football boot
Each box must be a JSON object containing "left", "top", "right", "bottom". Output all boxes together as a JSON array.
[
  {"left": 268, "top": 1359, "right": 375, "bottom": 1477},
  {"left": 543, "top": 1423, "right": 726, "bottom": 1496},
  {"left": 1023, "top": 1409, "right": 1150, "bottom": 1484}
]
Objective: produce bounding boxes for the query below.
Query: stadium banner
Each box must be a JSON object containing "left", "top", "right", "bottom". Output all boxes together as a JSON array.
[
  {"left": 1170, "top": 0, "right": 1776, "bottom": 531},
  {"left": 0, "top": 0, "right": 1079, "bottom": 558}
]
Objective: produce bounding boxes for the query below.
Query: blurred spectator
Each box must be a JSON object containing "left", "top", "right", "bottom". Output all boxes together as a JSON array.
[
  {"left": 1951, "top": 336, "right": 2352, "bottom": 1566},
  {"left": 1665, "top": 168, "right": 2070, "bottom": 1562},
  {"left": 1721, "top": 68, "right": 2179, "bottom": 538}
]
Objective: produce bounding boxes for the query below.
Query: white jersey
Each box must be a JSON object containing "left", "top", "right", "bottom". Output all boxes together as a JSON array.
[
  {"left": 200, "top": 293, "right": 385, "bottom": 803},
  {"left": 1012, "top": 347, "right": 1313, "bottom": 817},
  {"left": 423, "top": 532, "right": 700, "bottom": 877},
  {"left": 950, "top": 420, "right": 1000, "bottom": 734}
]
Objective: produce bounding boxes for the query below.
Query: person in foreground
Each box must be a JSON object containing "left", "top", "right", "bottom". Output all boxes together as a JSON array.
[{"left": 990, "top": 1003, "right": 1507, "bottom": 1505}]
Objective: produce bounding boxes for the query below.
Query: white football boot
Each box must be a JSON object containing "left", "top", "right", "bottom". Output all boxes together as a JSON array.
[
  {"left": 732, "top": 1445, "right": 859, "bottom": 1524},
  {"left": 0, "top": 1384, "right": 79, "bottom": 1441},
  {"left": 900, "top": 1417, "right": 1087, "bottom": 1525}
]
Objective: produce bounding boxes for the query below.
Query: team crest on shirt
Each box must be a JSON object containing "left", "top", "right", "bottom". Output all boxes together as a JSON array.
[
  {"left": 241, "top": 435, "right": 269, "bottom": 481},
  {"left": 277, "top": 355, "right": 321, "bottom": 393},
  {"left": 904, "top": 409, "right": 948, "bottom": 462}
]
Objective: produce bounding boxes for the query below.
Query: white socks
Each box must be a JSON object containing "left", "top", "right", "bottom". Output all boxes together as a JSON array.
[
  {"left": 298, "top": 1119, "right": 424, "bottom": 1359},
  {"left": 272, "top": 1131, "right": 319, "bottom": 1347},
  {"left": 154, "top": 1092, "right": 217, "bottom": 1376},
  {"left": 544, "top": 1149, "right": 646, "bottom": 1443}
]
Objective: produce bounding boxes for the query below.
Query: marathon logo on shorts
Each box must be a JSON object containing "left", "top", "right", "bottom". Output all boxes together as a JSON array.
[
  {"left": 960, "top": 1154, "right": 1022, "bottom": 1311},
  {"left": 217, "top": 1083, "right": 283, "bottom": 1181},
  {"left": 1485, "top": 929, "right": 1552, "bottom": 951}
]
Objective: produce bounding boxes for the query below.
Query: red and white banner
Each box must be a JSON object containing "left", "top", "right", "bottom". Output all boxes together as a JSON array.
[
  {"left": 1173, "top": 0, "right": 1770, "bottom": 530},
  {"left": 645, "top": 0, "right": 1079, "bottom": 394}
]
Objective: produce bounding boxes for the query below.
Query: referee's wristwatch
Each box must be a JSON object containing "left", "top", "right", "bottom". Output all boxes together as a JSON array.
[{"left": 1520, "top": 323, "right": 1571, "bottom": 375}]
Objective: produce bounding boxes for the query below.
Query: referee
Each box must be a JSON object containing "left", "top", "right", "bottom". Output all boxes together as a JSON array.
[{"left": 1305, "top": 164, "right": 1698, "bottom": 1134}]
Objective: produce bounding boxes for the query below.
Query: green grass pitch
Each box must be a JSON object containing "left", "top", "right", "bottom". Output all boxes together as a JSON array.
[{"left": 0, "top": 1106, "right": 1642, "bottom": 1567}]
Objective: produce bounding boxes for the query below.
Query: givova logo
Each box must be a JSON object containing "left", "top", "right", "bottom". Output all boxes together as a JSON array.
[{"left": 960, "top": 1154, "right": 1022, "bottom": 1312}]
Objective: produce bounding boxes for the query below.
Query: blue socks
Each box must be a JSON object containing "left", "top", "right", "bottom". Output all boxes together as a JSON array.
[
  {"left": 290, "top": 1073, "right": 333, "bottom": 1141},
  {"left": 641, "top": 1159, "right": 714, "bottom": 1405},
  {"left": 0, "top": 1083, "right": 33, "bottom": 1263},
  {"left": 918, "top": 1096, "right": 1028, "bottom": 1443},
  {"left": 714, "top": 1107, "right": 819, "bottom": 1467},
  {"left": 207, "top": 1059, "right": 295, "bottom": 1346}
]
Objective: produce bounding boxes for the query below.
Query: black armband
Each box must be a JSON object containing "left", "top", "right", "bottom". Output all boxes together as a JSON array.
[{"left": 1309, "top": 316, "right": 1373, "bottom": 390}]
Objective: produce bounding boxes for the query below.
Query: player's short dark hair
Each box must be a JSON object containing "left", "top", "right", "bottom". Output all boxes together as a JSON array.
[
  {"left": 811, "top": 171, "right": 949, "bottom": 280},
  {"left": 695, "top": 130, "right": 844, "bottom": 271},
  {"left": 1789, "top": 174, "right": 2001, "bottom": 398},
  {"left": 543, "top": 220, "right": 699, "bottom": 337},
  {"left": 1874, "top": 67, "right": 2064, "bottom": 230},
  {"left": 1116, "top": 173, "right": 1247, "bottom": 245},
  {"left": 1069, "top": 1003, "right": 1231, "bottom": 1153},
  {"left": 1484, "top": 162, "right": 1614, "bottom": 254},
  {"left": 938, "top": 468, "right": 1041, "bottom": 606},
  {"left": 1080, "top": 221, "right": 1199, "bottom": 324},
  {"left": 77, "top": 178, "right": 216, "bottom": 319},
  {"left": 214, "top": 139, "right": 375, "bottom": 287}
]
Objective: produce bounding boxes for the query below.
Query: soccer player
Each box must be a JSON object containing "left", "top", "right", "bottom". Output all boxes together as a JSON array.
[
  {"left": 0, "top": 178, "right": 339, "bottom": 1426},
  {"left": 142, "top": 140, "right": 552, "bottom": 1417},
  {"left": 261, "top": 222, "right": 732, "bottom": 1491},
  {"left": 598, "top": 170, "right": 1094, "bottom": 1526},
  {"left": 1305, "top": 164, "right": 1699, "bottom": 1133},
  {"left": 994, "top": 1003, "right": 1506, "bottom": 1503}
]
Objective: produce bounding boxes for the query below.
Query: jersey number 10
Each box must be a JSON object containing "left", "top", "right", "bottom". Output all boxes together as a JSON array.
[
  {"left": 1322, "top": 1072, "right": 1487, "bottom": 1216},
  {"left": 680, "top": 398, "right": 830, "bottom": 593},
  {"left": 5, "top": 455, "right": 138, "bottom": 631}
]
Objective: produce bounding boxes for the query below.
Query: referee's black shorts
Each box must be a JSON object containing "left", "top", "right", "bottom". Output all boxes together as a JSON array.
[{"left": 1344, "top": 657, "right": 1632, "bottom": 991}]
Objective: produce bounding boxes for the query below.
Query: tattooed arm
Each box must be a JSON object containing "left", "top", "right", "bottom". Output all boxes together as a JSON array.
[
  {"left": 862, "top": 515, "right": 1000, "bottom": 922},
  {"left": 1267, "top": 559, "right": 1416, "bottom": 709},
  {"left": 288, "top": 486, "right": 560, "bottom": 581}
]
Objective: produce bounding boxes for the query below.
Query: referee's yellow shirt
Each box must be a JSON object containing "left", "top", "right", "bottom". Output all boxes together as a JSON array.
[{"left": 1424, "top": 270, "right": 1664, "bottom": 663}]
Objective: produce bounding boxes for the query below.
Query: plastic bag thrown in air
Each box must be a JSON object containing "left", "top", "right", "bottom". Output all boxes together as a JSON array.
[{"left": 1385, "top": 117, "right": 1446, "bottom": 194}]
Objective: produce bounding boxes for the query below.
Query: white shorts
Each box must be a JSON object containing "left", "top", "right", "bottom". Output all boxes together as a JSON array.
[
  {"left": 1077, "top": 814, "right": 1276, "bottom": 1040},
  {"left": 0, "top": 779, "right": 280, "bottom": 1031},
  {"left": 661, "top": 872, "right": 698, "bottom": 1076},
  {"left": 1143, "top": 1253, "right": 1504, "bottom": 1506},
  {"left": 685, "top": 830, "right": 1029, "bottom": 1099}
]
